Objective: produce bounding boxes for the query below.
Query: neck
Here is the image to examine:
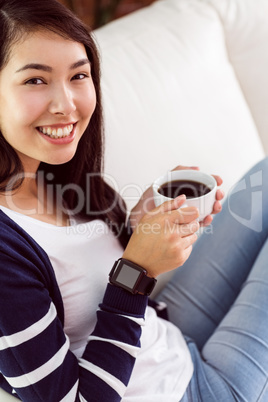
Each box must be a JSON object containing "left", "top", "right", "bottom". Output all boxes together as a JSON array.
[
  {"left": 0, "top": 173, "right": 70, "bottom": 226},
  {"left": 3, "top": 171, "right": 38, "bottom": 198}
]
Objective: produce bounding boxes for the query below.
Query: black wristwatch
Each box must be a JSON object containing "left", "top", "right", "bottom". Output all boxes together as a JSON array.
[{"left": 109, "top": 258, "right": 157, "bottom": 296}]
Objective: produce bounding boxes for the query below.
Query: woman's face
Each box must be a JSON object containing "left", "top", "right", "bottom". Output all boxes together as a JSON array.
[{"left": 0, "top": 30, "right": 96, "bottom": 171}]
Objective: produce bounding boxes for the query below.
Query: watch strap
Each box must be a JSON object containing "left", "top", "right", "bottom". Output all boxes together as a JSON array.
[{"left": 136, "top": 272, "right": 157, "bottom": 295}]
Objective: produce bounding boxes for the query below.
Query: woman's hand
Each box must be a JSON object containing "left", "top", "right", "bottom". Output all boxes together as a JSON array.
[
  {"left": 123, "top": 195, "right": 199, "bottom": 278},
  {"left": 201, "top": 173, "right": 224, "bottom": 227},
  {"left": 129, "top": 165, "right": 224, "bottom": 230}
]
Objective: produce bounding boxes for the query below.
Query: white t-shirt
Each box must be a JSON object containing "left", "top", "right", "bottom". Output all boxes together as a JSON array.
[{"left": 0, "top": 206, "right": 193, "bottom": 401}]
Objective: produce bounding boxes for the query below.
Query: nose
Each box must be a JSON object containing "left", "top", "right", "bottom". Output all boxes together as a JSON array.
[{"left": 48, "top": 84, "right": 76, "bottom": 115}]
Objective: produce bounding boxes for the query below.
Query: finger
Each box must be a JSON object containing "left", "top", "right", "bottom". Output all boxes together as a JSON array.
[
  {"left": 176, "top": 206, "right": 199, "bottom": 224},
  {"left": 166, "top": 207, "right": 199, "bottom": 225},
  {"left": 182, "top": 245, "right": 193, "bottom": 263},
  {"left": 212, "top": 174, "right": 223, "bottom": 186},
  {"left": 165, "top": 219, "right": 199, "bottom": 236},
  {"left": 200, "top": 200, "right": 223, "bottom": 226},
  {"left": 172, "top": 165, "right": 200, "bottom": 172},
  {"left": 199, "top": 214, "right": 213, "bottom": 227},
  {"left": 178, "top": 221, "right": 200, "bottom": 237},
  {"left": 216, "top": 189, "right": 225, "bottom": 200},
  {"left": 174, "top": 233, "right": 197, "bottom": 266},
  {"left": 212, "top": 200, "right": 222, "bottom": 214},
  {"left": 159, "top": 194, "right": 186, "bottom": 213},
  {"left": 182, "top": 232, "right": 198, "bottom": 249}
]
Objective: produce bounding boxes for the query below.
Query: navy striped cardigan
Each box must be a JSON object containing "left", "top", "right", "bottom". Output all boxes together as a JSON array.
[{"left": 0, "top": 210, "right": 148, "bottom": 401}]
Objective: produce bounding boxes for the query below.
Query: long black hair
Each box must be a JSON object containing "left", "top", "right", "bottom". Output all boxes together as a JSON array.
[{"left": 0, "top": 0, "right": 130, "bottom": 247}]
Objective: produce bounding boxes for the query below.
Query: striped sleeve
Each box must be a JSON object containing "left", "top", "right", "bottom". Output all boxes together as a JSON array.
[
  {"left": 77, "top": 285, "right": 146, "bottom": 400},
  {"left": 0, "top": 242, "right": 147, "bottom": 401}
]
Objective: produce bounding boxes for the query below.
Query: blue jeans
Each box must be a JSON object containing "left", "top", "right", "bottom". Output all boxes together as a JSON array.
[{"left": 156, "top": 157, "right": 268, "bottom": 401}]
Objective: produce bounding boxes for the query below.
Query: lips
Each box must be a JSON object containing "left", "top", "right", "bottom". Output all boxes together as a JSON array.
[{"left": 37, "top": 123, "right": 74, "bottom": 139}]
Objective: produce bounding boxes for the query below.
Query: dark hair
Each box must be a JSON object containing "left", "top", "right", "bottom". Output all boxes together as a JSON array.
[{"left": 0, "top": 0, "right": 130, "bottom": 247}]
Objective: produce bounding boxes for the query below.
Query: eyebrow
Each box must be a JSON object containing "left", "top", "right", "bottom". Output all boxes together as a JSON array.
[{"left": 15, "top": 58, "right": 90, "bottom": 73}]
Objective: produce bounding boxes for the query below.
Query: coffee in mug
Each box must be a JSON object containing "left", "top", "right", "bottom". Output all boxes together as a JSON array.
[
  {"left": 153, "top": 170, "right": 217, "bottom": 221},
  {"left": 158, "top": 179, "right": 211, "bottom": 199}
]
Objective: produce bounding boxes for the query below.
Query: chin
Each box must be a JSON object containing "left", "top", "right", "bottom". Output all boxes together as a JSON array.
[{"left": 46, "top": 151, "right": 77, "bottom": 166}]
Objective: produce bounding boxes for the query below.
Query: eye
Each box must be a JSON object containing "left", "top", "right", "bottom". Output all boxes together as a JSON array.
[
  {"left": 25, "top": 78, "right": 45, "bottom": 85},
  {"left": 71, "top": 73, "right": 89, "bottom": 81}
]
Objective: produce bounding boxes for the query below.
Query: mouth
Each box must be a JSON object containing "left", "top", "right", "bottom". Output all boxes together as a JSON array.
[{"left": 37, "top": 123, "right": 76, "bottom": 139}]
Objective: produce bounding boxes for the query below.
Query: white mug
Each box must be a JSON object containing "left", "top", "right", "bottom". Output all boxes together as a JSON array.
[{"left": 153, "top": 170, "right": 217, "bottom": 221}]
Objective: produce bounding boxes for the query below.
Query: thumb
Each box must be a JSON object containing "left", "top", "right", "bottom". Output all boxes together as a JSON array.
[{"left": 159, "top": 194, "right": 187, "bottom": 213}]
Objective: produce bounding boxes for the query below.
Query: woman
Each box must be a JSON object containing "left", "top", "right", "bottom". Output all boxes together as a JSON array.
[{"left": 0, "top": 0, "right": 267, "bottom": 401}]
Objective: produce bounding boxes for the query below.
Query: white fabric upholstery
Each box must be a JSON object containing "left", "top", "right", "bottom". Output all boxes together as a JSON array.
[
  {"left": 95, "top": 0, "right": 266, "bottom": 210},
  {"left": 211, "top": 0, "right": 268, "bottom": 153},
  {"left": 0, "top": 389, "right": 18, "bottom": 401}
]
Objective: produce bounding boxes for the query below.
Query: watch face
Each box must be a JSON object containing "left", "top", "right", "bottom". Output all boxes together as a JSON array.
[
  {"left": 110, "top": 259, "right": 156, "bottom": 295},
  {"left": 114, "top": 263, "right": 141, "bottom": 289}
]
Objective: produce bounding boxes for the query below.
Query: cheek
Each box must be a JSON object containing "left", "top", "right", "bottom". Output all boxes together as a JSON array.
[
  {"left": 1, "top": 90, "right": 46, "bottom": 133},
  {"left": 0, "top": 93, "right": 47, "bottom": 147},
  {"left": 79, "top": 83, "right": 97, "bottom": 119},
  {"left": 14, "top": 92, "right": 47, "bottom": 124}
]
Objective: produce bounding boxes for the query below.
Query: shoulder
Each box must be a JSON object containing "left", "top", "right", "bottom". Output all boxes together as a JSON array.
[
  {"left": 0, "top": 209, "right": 35, "bottom": 245},
  {"left": 0, "top": 210, "right": 56, "bottom": 286},
  {"left": 0, "top": 210, "right": 64, "bottom": 321},
  {"left": 0, "top": 209, "right": 46, "bottom": 255}
]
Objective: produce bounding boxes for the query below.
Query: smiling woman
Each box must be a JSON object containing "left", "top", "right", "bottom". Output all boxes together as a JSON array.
[
  {"left": 0, "top": 31, "right": 96, "bottom": 168},
  {"left": 0, "top": 1, "right": 145, "bottom": 399},
  {"left": 2, "top": 1, "right": 268, "bottom": 402},
  {"left": 0, "top": 1, "right": 204, "bottom": 401},
  {"left": 0, "top": 0, "right": 129, "bottom": 235}
]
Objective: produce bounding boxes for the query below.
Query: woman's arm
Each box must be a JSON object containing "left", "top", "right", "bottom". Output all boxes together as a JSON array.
[
  {"left": 0, "top": 188, "right": 200, "bottom": 401},
  {"left": 0, "top": 256, "right": 147, "bottom": 402},
  {"left": 0, "top": 216, "right": 147, "bottom": 402}
]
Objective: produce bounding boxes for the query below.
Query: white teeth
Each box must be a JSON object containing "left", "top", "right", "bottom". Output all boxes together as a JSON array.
[
  {"left": 39, "top": 124, "right": 74, "bottom": 138},
  {"left": 63, "top": 127, "right": 69, "bottom": 136}
]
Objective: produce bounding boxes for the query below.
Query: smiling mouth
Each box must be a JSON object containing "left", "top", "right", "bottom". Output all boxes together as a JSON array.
[{"left": 37, "top": 124, "right": 75, "bottom": 139}]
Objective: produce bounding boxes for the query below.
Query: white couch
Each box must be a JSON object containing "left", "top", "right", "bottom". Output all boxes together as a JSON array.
[
  {"left": 95, "top": 0, "right": 268, "bottom": 296},
  {"left": 95, "top": 0, "right": 267, "bottom": 209},
  {"left": 1, "top": 0, "right": 267, "bottom": 400}
]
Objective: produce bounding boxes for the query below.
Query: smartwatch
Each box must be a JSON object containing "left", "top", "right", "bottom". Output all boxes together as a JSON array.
[{"left": 109, "top": 258, "right": 157, "bottom": 296}]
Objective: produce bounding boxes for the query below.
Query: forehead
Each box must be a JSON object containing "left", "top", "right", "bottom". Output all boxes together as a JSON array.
[{"left": 7, "top": 30, "right": 88, "bottom": 70}]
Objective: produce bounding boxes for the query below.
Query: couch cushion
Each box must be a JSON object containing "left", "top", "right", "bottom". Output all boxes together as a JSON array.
[
  {"left": 208, "top": 0, "right": 268, "bottom": 154},
  {"left": 95, "top": 0, "right": 265, "bottom": 210},
  {"left": 0, "top": 388, "right": 17, "bottom": 401}
]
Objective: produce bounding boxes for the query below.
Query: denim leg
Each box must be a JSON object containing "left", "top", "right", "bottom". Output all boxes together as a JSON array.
[
  {"left": 156, "top": 157, "right": 268, "bottom": 400},
  {"left": 156, "top": 156, "right": 268, "bottom": 350},
  {"left": 201, "top": 236, "right": 268, "bottom": 401},
  {"left": 180, "top": 237, "right": 268, "bottom": 401}
]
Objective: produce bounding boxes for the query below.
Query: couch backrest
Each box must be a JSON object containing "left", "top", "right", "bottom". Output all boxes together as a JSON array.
[
  {"left": 94, "top": 0, "right": 266, "bottom": 210},
  {"left": 209, "top": 0, "right": 268, "bottom": 154}
]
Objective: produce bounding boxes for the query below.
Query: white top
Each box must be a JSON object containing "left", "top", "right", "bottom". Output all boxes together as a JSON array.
[{"left": 0, "top": 206, "right": 193, "bottom": 401}]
